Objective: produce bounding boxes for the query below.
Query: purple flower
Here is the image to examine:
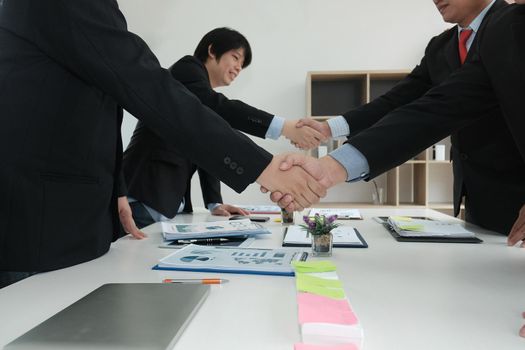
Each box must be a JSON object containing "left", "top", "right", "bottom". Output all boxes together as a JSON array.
[{"left": 300, "top": 214, "right": 340, "bottom": 235}]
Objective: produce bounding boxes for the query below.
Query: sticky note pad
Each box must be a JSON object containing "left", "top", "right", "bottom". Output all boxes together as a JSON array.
[
  {"left": 391, "top": 216, "right": 412, "bottom": 221},
  {"left": 397, "top": 224, "right": 424, "bottom": 231},
  {"left": 297, "top": 279, "right": 345, "bottom": 299},
  {"left": 297, "top": 292, "right": 358, "bottom": 325},
  {"left": 292, "top": 260, "right": 337, "bottom": 273},
  {"left": 296, "top": 273, "right": 343, "bottom": 288}
]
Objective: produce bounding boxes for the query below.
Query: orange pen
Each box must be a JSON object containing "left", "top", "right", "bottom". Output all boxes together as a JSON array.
[{"left": 162, "top": 278, "right": 229, "bottom": 284}]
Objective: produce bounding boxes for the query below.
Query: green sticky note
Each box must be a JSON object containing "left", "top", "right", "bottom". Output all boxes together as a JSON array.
[
  {"left": 296, "top": 273, "right": 343, "bottom": 288},
  {"left": 397, "top": 224, "right": 424, "bottom": 231},
  {"left": 292, "top": 260, "right": 337, "bottom": 273},
  {"left": 391, "top": 216, "right": 412, "bottom": 222},
  {"left": 296, "top": 279, "right": 345, "bottom": 299}
]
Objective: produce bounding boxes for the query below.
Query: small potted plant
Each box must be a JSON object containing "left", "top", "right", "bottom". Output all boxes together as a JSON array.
[{"left": 301, "top": 214, "right": 339, "bottom": 257}]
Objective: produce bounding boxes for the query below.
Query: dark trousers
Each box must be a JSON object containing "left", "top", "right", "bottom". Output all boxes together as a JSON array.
[
  {"left": 129, "top": 201, "right": 156, "bottom": 229},
  {"left": 0, "top": 271, "right": 36, "bottom": 289}
]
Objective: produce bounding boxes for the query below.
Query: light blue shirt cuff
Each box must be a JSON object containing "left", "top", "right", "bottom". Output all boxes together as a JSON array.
[
  {"left": 207, "top": 203, "right": 222, "bottom": 212},
  {"left": 329, "top": 144, "right": 370, "bottom": 182},
  {"left": 265, "top": 115, "right": 285, "bottom": 140},
  {"left": 326, "top": 116, "right": 350, "bottom": 138}
]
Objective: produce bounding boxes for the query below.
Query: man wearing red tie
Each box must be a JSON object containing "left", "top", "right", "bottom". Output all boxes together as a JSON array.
[{"left": 296, "top": 0, "right": 523, "bottom": 235}]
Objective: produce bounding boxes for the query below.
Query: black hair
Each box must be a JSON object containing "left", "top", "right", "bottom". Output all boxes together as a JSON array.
[{"left": 194, "top": 27, "right": 252, "bottom": 68}]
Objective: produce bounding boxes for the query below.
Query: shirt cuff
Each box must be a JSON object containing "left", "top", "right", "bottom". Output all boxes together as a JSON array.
[
  {"left": 327, "top": 116, "right": 350, "bottom": 138},
  {"left": 207, "top": 203, "right": 222, "bottom": 212},
  {"left": 329, "top": 144, "right": 369, "bottom": 182},
  {"left": 265, "top": 115, "right": 285, "bottom": 140}
]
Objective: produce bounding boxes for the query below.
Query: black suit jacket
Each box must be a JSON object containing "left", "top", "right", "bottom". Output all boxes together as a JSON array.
[
  {"left": 343, "top": 0, "right": 512, "bottom": 219},
  {"left": 123, "top": 56, "right": 275, "bottom": 218},
  {"left": 0, "top": 0, "right": 271, "bottom": 272},
  {"left": 347, "top": 4, "right": 525, "bottom": 234}
]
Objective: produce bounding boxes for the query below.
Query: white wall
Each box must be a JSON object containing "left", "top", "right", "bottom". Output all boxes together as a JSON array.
[{"left": 118, "top": 0, "right": 450, "bottom": 208}]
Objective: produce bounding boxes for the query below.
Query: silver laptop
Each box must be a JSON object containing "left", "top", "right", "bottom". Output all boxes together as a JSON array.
[{"left": 4, "top": 283, "right": 210, "bottom": 350}]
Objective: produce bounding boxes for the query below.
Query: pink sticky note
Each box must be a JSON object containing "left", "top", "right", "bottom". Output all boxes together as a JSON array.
[
  {"left": 297, "top": 293, "right": 358, "bottom": 325},
  {"left": 294, "top": 343, "right": 359, "bottom": 350}
]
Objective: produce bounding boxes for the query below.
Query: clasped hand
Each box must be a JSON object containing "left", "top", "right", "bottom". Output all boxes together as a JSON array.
[
  {"left": 257, "top": 153, "right": 347, "bottom": 212},
  {"left": 282, "top": 118, "right": 331, "bottom": 150}
]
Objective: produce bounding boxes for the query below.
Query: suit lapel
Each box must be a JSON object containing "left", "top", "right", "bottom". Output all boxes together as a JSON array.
[{"left": 445, "top": 28, "right": 461, "bottom": 71}]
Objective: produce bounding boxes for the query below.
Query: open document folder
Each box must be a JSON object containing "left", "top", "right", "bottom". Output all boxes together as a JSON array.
[
  {"left": 153, "top": 244, "right": 308, "bottom": 276},
  {"left": 385, "top": 216, "right": 483, "bottom": 243},
  {"left": 161, "top": 219, "right": 270, "bottom": 241},
  {"left": 308, "top": 208, "right": 362, "bottom": 220},
  {"left": 282, "top": 225, "right": 368, "bottom": 248}
]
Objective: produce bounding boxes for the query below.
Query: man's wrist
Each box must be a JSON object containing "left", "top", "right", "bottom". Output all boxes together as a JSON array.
[
  {"left": 281, "top": 119, "right": 293, "bottom": 138},
  {"left": 319, "top": 156, "right": 348, "bottom": 186},
  {"left": 207, "top": 203, "right": 222, "bottom": 211}
]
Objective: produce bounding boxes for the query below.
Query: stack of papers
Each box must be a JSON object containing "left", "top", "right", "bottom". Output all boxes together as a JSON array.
[
  {"left": 154, "top": 244, "right": 307, "bottom": 276},
  {"left": 387, "top": 216, "right": 475, "bottom": 238},
  {"left": 308, "top": 208, "right": 362, "bottom": 220},
  {"left": 161, "top": 219, "right": 270, "bottom": 241},
  {"left": 235, "top": 204, "right": 281, "bottom": 214}
]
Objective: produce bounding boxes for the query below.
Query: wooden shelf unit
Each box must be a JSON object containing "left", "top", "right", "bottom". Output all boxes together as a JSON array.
[{"left": 306, "top": 70, "right": 458, "bottom": 216}]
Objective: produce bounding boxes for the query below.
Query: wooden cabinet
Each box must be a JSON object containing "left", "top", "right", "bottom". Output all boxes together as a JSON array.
[{"left": 307, "top": 71, "right": 461, "bottom": 216}]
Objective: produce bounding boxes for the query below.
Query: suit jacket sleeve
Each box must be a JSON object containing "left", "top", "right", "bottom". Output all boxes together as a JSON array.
[
  {"left": 118, "top": 170, "right": 127, "bottom": 197},
  {"left": 347, "top": 55, "right": 499, "bottom": 179},
  {"left": 13, "top": 0, "right": 271, "bottom": 193},
  {"left": 197, "top": 167, "right": 223, "bottom": 207},
  {"left": 170, "top": 57, "right": 275, "bottom": 138},
  {"left": 342, "top": 41, "right": 435, "bottom": 136}
]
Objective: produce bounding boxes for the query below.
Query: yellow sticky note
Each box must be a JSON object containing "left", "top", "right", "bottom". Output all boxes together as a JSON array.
[
  {"left": 296, "top": 279, "right": 345, "bottom": 299},
  {"left": 296, "top": 273, "right": 343, "bottom": 289},
  {"left": 391, "top": 216, "right": 412, "bottom": 222},
  {"left": 292, "top": 261, "right": 337, "bottom": 273},
  {"left": 398, "top": 224, "right": 424, "bottom": 231}
]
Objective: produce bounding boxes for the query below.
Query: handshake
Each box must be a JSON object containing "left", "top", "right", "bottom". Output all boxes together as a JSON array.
[{"left": 257, "top": 117, "right": 347, "bottom": 212}]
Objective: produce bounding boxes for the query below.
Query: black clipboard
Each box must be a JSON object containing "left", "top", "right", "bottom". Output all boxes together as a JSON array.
[
  {"left": 281, "top": 226, "right": 368, "bottom": 248},
  {"left": 375, "top": 216, "right": 483, "bottom": 244}
]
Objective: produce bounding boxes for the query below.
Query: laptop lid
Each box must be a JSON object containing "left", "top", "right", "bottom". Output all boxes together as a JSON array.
[{"left": 4, "top": 283, "right": 210, "bottom": 350}]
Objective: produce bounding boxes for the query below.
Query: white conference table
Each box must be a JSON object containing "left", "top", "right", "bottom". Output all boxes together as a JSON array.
[{"left": 1, "top": 208, "right": 524, "bottom": 349}]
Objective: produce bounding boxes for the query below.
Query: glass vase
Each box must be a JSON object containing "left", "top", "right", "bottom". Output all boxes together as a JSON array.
[{"left": 311, "top": 232, "right": 333, "bottom": 257}]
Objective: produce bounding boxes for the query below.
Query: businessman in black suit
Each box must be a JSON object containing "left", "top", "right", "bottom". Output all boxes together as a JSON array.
[
  {"left": 274, "top": 3, "right": 525, "bottom": 242},
  {"left": 297, "top": 0, "right": 518, "bottom": 233},
  {"left": 123, "top": 28, "right": 324, "bottom": 228},
  {"left": 0, "top": 0, "right": 326, "bottom": 288}
]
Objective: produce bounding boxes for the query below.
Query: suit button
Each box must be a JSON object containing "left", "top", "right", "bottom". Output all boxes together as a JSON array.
[
  {"left": 224, "top": 157, "right": 231, "bottom": 165},
  {"left": 460, "top": 153, "right": 468, "bottom": 160},
  {"left": 236, "top": 167, "right": 244, "bottom": 175},
  {"left": 230, "top": 162, "right": 237, "bottom": 170}
]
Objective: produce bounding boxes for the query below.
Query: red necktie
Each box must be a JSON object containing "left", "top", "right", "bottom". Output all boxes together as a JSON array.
[{"left": 458, "top": 29, "right": 473, "bottom": 65}]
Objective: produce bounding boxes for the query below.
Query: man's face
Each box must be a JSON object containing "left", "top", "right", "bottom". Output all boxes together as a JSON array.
[
  {"left": 433, "top": 0, "right": 488, "bottom": 26},
  {"left": 206, "top": 48, "right": 245, "bottom": 88}
]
